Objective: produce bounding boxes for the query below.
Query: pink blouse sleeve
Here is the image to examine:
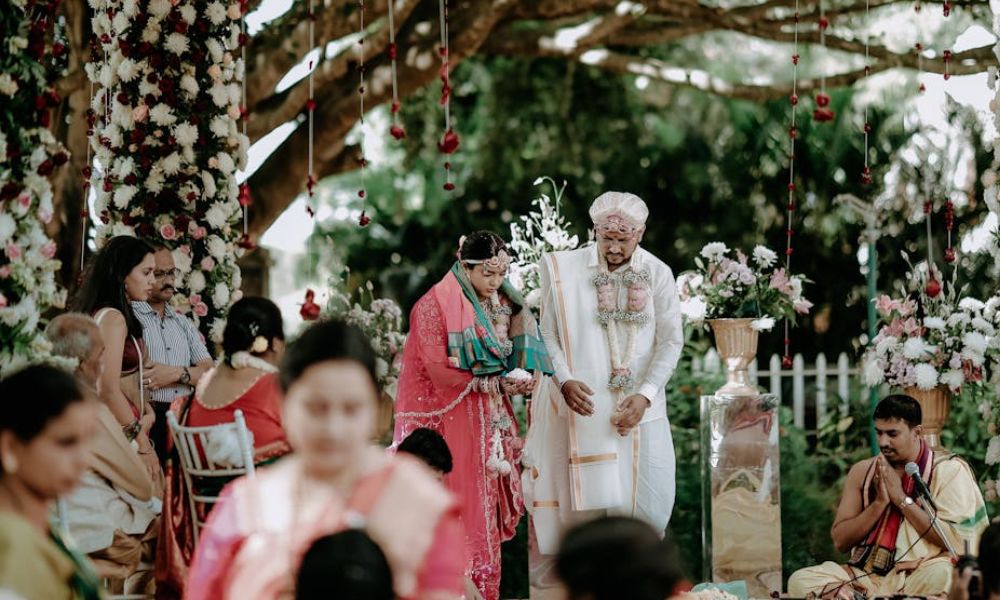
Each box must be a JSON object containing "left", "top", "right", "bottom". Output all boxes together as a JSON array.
[
  {"left": 183, "top": 483, "right": 245, "bottom": 600},
  {"left": 416, "top": 503, "right": 466, "bottom": 596}
]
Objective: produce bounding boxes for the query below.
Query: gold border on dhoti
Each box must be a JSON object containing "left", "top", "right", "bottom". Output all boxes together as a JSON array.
[
  {"left": 548, "top": 253, "right": 587, "bottom": 511},
  {"left": 569, "top": 452, "right": 618, "bottom": 465},
  {"left": 533, "top": 500, "right": 560, "bottom": 508}
]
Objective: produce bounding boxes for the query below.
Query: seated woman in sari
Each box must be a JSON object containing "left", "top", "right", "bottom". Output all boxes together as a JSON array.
[
  {"left": 185, "top": 320, "right": 466, "bottom": 600},
  {"left": 0, "top": 365, "right": 103, "bottom": 600},
  {"left": 393, "top": 231, "right": 554, "bottom": 600},
  {"left": 155, "top": 297, "right": 290, "bottom": 599}
]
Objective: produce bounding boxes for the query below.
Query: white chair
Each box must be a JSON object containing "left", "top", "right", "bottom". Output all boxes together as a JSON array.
[{"left": 167, "top": 409, "right": 256, "bottom": 544}]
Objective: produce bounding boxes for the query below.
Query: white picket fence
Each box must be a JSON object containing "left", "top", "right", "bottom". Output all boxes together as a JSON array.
[{"left": 692, "top": 350, "right": 861, "bottom": 430}]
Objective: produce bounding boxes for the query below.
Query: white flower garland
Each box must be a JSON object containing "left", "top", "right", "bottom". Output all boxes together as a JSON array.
[
  {"left": 0, "top": 0, "right": 71, "bottom": 377},
  {"left": 87, "top": 0, "right": 249, "bottom": 343},
  {"left": 227, "top": 351, "right": 278, "bottom": 373},
  {"left": 593, "top": 254, "right": 650, "bottom": 392}
]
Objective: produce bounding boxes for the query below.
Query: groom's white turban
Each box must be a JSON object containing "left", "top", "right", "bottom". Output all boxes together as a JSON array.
[{"left": 589, "top": 191, "right": 649, "bottom": 229}]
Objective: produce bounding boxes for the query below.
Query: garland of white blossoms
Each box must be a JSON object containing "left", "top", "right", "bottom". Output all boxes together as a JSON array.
[
  {"left": 87, "top": 0, "right": 249, "bottom": 342},
  {"left": 0, "top": 0, "right": 72, "bottom": 377},
  {"left": 593, "top": 252, "right": 650, "bottom": 392}
]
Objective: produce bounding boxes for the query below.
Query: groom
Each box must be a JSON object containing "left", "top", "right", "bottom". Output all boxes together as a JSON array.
[{"left": 523, "top": 191, "right": 684, "bottom": 589}]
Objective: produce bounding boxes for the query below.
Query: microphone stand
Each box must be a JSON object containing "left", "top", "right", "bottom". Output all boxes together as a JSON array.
[{"left": 916, "top": 496, "right": 959, "bottom": 559}]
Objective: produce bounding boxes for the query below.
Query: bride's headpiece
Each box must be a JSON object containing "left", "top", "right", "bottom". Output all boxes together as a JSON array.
[{"left": 463, "top": 249, "right": 511, "bottom": 272}]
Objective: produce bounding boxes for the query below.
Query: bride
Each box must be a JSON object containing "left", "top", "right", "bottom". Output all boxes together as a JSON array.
[{"left": 393, "top": 230, "right": 554, "bottom": 600}]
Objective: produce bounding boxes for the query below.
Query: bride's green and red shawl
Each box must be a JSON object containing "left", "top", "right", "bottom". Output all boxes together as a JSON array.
[
  {"left": 433, "top": 263, "right": 553, "bottom": 377},
  {"left": 848, "top": 439, "right": 934, "bottom": 575}
]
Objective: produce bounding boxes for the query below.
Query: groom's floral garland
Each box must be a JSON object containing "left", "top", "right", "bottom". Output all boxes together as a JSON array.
[
  {"left": 593, "top": 258, "right": 651, "bottom": 392},
  {"left": 87, "top": 0, "right": 249, "bottom": 342},
  {"left": 0, "top": 0, "right": 71, "bottom": 377}
]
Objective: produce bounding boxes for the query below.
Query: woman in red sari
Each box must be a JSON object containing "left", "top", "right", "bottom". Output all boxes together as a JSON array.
[
  {"left": 394, "top": 231, "right": 554, "bottom": 600},
  {"left": 184, "top": 320, "right": 465, "bottom": 600},
  {"left": 155, "top": 297, "right": 290, "bottom": 599}
]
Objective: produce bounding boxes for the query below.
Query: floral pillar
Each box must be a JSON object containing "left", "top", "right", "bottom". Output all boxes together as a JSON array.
[
  {"left": 0, "top": 0, "right": 70, "bottom": 377},
  {"left": 87, "top": 0, "right": 249, "bottom": 342}
]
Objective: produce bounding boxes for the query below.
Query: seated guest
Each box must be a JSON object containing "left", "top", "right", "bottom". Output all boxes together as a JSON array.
[
  {"left": 185, "top": 320, "right": 466, "bottom": 600},
  {"left": 46, "top": 314, "right": 159, "bottom": 590},
  {"left": 156, "top": 297, "right": 289, "bottom": 599},
  {"left": 555, "top": 516, "right": 683, "bottom": 600},
  {"left": 133, "top": 244, "right": 213, "bottom": 464},
  {"left": 396, "top": 428, "right": 483, "bottom": 600},
  {"left": 397, "top": 427, "right": 454, "bottom": 482},
  {"left": 185, "top": 296, "right": 289, "bottom": 463},
  {"left": 0, "top": 365, "right": 103, "bottom": 599},
  {"left": 789, "top": 395, "right": 990, "bottom": 598},
  {"left": 72, "top": 235, "right": 159, "bottom": 478},
  {"left": 296, "top": 530, "right": 394, "bottom": 600}
]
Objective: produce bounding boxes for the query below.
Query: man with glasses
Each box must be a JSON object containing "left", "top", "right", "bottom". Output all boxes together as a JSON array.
[
  {"left": 132, "top": 244, "right": 213, "bottom": 462},
  {"left": 523, "top": 191, "right": 683, "bottom": 594}
]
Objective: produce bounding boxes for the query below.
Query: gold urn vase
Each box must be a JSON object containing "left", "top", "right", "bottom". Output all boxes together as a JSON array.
[
  {"left": 708, "top": 318, "right": 760, "bottom": 397},
  {"left": 902, "top": 385, "right": 951, "bottom": 451}
]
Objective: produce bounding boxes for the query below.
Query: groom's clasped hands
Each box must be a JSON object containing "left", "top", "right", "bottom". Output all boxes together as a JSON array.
[{"left": 561, "top": 380, "right": 649, "bottom": 435}]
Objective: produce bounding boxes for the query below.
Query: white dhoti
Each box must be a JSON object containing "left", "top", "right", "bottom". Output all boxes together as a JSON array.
[{"left": 524, "top": 247, "right": 683, "bottom": 589}]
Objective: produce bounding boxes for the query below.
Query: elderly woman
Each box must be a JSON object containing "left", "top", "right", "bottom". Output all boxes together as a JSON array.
[
  {"left": 393, "top": 230, "right": 553, "bottom": 600},
  {"left": 0, "top": 364, "right": 104, "bottom": 599},
  {"left": 185, "top": 320, "right": 466, "bottom": 600}
]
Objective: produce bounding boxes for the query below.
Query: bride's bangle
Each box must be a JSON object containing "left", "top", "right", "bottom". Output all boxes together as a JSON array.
[{"left": 122, "top": 419, "right": 141, "bottom": 441}]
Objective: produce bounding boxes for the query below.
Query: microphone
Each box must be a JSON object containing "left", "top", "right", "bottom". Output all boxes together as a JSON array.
[{"left": 904, "top": 462, "right": 936, "bottom": 511}]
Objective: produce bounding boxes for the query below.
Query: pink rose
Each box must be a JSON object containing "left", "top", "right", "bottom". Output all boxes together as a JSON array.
[
  {"left": 38, "top": 208, "right": 52, "bottom": 224},
  {"left": 207, "top": 65, "right": 222, "bottom": 81},
  {"left": 6, "top": 243, "right": 21, "bottom": 261},
  {"left": 0, "top": 292, "right": 6, "bottom": 308},
  {"left": 179, "top": 244, "right": 192, "bottom": 256},
  {"left": 193, "top": 302, "right": 209, "bottom": 317},
  {"left": 16, "top": 191, "right": 30, "bottom": 208},
  {"left": 227, "top": 105, "right": 241, "bottom": 120},
  {"left": 627, "top": 285, "right": 649, "bottom": 312},
  {"left": 160, "top": 223, "right": 177, "bottom": 240},
  {"left": 189, "top": 294, "right": 202, "bottom": 305},
  {"left": 193, "top": 226, "right": 207, "bottom": 240},
  {"left": 41, "top": 241, "right": 56, "bottom": 259},
  {"left": 0, "top": 266, "right": 10, "bottom": 278},
  {"left": 200, "top": 256, "right": 215, "bottom": 270},
  {"left": 132, "top": 104, "right": 149, "bottom": 123}
]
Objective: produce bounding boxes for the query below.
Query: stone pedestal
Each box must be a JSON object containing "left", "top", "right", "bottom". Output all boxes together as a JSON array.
[{"left": 701, "top": 393, "right": 782, "bottom": 597}]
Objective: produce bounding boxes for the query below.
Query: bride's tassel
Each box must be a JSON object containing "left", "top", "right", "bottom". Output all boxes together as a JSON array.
[{"left": 486, "top": 428, "right": 511, "bottom": 476}]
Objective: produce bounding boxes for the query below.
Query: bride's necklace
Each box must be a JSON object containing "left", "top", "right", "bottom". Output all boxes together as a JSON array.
[{"left": 478, "top": 294, "right": 513, "bottom": 357}]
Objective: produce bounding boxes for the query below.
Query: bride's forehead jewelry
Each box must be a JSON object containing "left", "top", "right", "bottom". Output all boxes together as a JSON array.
[{"left": 463, "top": 249, "right": 512, "bottom": 272}]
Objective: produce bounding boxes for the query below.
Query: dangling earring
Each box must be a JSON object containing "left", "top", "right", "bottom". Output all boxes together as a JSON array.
[{"left": 1, "top": 454, "right": 17, "bottom": 475}]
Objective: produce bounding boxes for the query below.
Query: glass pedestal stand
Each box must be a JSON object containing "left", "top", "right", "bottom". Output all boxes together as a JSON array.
[{"left": 701, "top": 392, "right": 782, "bottom": 597}]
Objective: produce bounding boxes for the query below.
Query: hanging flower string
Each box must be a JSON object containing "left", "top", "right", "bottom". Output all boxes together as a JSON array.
[
  {"left": 861, "top": 0, "right": 873, "bottom": 186},
  {"left": 813, "top": 0, "right": 834, "bottom": 123},
  {"left": 357, "top": 0, "right": 372, "bottom": 227},
  {"left": 387, "top": 0, "right": 405, "bottom": 141},
  {"left": 305, "top": 0, "right": 317, "bottom": 218},
  {"left": 944, "top": 200, "right": 955, "bottom": 263},
  {"left": 437, "top": 0, "right": 459, "bottom": 191},
  {"left": 914, "top": 2, "right": 926, "bottom": 94},
  {"left": 781, "top": 0, "right": 801, "bottom": 368},
  {"left": 237, "top": 0, "right": 254, "bottom": 250}
]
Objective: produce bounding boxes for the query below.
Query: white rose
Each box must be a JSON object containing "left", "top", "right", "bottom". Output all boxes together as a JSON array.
[
  {"left": 204, "top": 204, "right": 229, "bottom": 230},
  {"left": 212, "top": 282, "right": 230, "bottom": 307},
  {"left": 987, "top": 436, "right": 1000, "bottom": 466},
  {"left": 207, "top": 236, "right": 227, "bottom": 260},
  {"left": 112, "top": 185, "right": 137, "bottom": 209},
  {"left": 231, "top": 268, "right": 242, "bottom": 291},
  {"left": 210, "top": 318, "right": 226, "bottom": 344},
  {"left": 0, "top": 73, "right": 20, "bottom": 96},
  {"left": 680, "top": 297, "right": 707, "bottom": 324},
  {"left": 187, "top": 270, "right": 206, "bottom": 293},
  {"left": 0, "top": 214, "right": 15, "bottom": 244}
]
